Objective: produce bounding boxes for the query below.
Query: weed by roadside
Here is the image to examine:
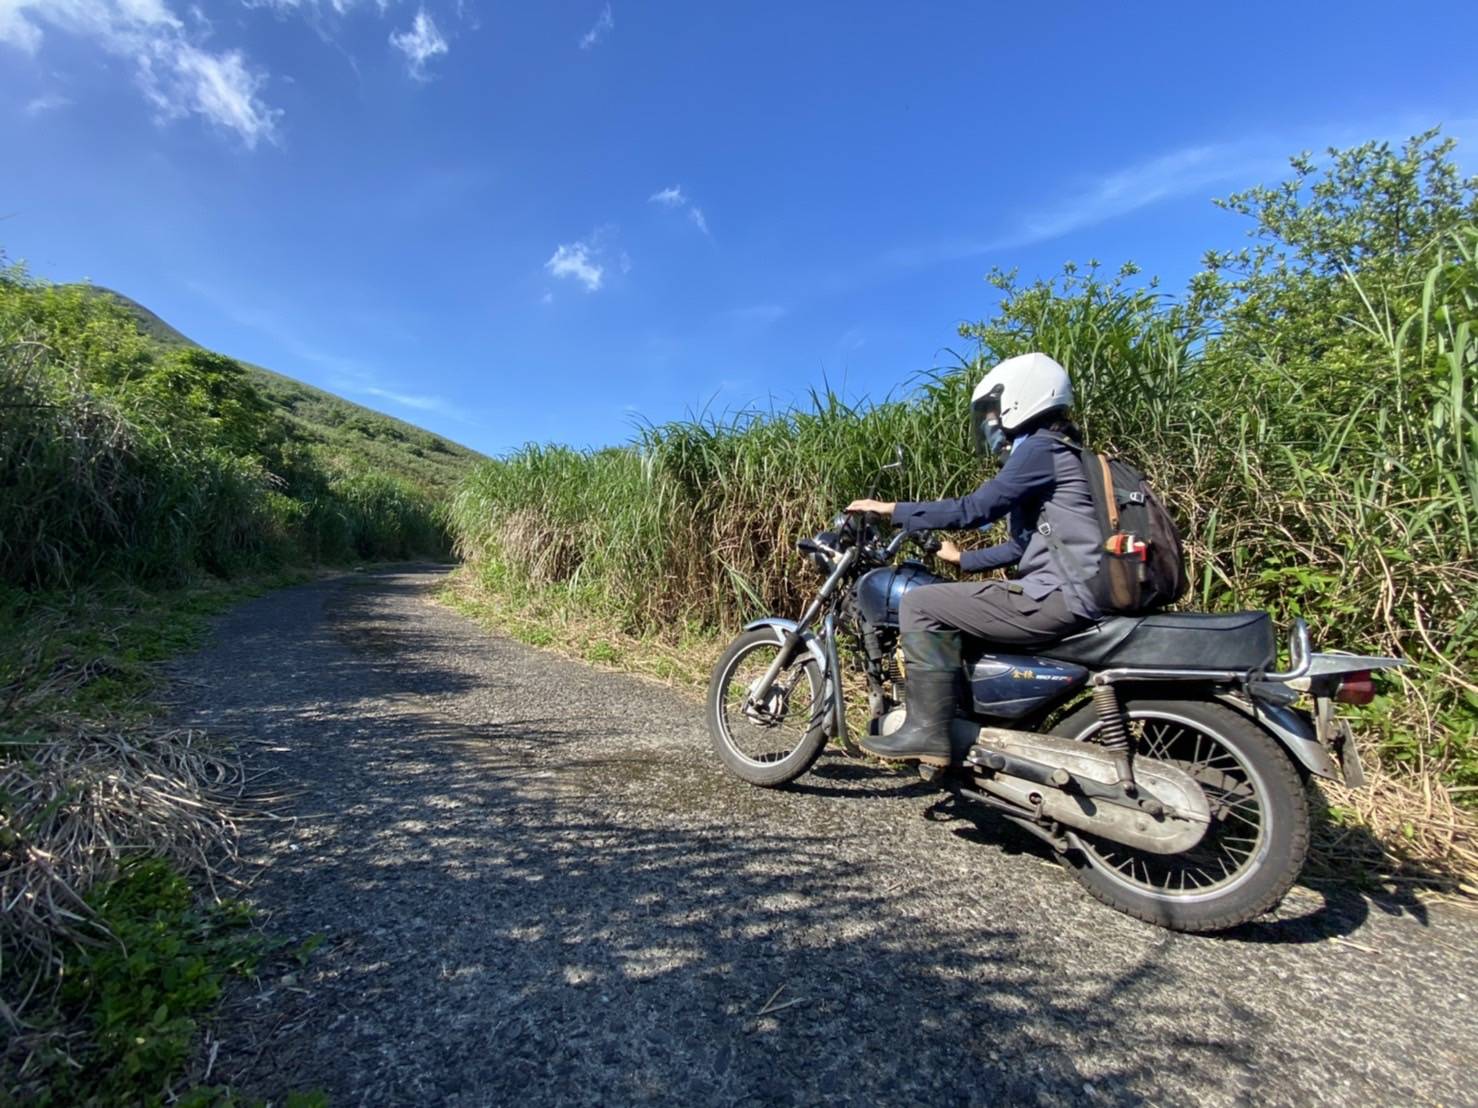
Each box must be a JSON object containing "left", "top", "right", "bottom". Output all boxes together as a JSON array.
[{"left": 0, "top": 571, "right": 326, "bottom": 1104}]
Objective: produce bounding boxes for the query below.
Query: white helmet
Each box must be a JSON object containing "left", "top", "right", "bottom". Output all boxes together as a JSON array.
[{"left": 970, "top": 352, "right": 1074, "bottom": 457}]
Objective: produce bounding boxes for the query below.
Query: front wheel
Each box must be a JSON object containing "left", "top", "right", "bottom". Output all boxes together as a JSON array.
[
  {"left": 1050, "top": 697, "right": 1309, "bottom": 932},
  {"left": 707, "top": 627, "right": 830, "bottom": 787}
]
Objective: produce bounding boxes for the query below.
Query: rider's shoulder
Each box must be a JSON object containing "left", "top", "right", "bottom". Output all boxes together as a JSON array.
[{"left": 1012, "top": 428, "right": 1060, "bottom": 456}]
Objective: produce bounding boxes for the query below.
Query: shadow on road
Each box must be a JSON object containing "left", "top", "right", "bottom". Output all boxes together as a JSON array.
[{"left": 189, "top": 569, "right": 1457, "bottom": 1106}]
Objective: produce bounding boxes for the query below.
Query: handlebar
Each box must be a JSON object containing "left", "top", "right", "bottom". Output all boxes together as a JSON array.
[
  {"left": 836, "top": 510, "right": 938, "bottom": 564},
  {"left": 882, "top": 526, "right": 936, "bottom": 561}
]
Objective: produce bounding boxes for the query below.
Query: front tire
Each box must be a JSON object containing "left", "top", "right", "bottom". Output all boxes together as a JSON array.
[
  {"left": 1050, "top": 697, "right": 1309, "bottom": 932},
  {"left": 707, "top": 628, "right": 830, "bottom": 787}
]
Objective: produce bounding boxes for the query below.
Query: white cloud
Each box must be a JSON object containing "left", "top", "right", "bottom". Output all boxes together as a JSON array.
[
  {"left": 0, "top": 0, "right": 281, "bottom": 147},
  {"left": 146, "top": 44, "right": 280, "bottom": 147},
  {"left": 649, "top": 183, "right": 710, "bottom": 235},
  {"left": 578, "top": 3, "right": 612, "bottom": 50},
  {"left": 389, "top": 7, "right": 447, "bottom": 79},
  {"left": 545, "top": 241, "right": 604, "bottom": 291},
  {"left": 24, "top": 92, "right": 71, "bottom": 114}
]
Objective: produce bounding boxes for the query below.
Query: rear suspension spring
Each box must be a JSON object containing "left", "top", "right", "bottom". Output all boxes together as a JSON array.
[
  {"left": 1092, "top": 685, "right": 1130, "bottom": 752},
  {"left": 1092, "top": 684, "right": 1138, "bottom": 790}
]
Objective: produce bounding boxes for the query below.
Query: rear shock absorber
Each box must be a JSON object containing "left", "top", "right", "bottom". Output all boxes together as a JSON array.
[{"left": 1092, "top": 683, "right": 1137, "bottom": 793}]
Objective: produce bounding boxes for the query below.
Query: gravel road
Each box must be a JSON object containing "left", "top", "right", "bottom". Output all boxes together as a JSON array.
[{"left": 170, "top": 567, "right": 1477, "bottom": 1107}]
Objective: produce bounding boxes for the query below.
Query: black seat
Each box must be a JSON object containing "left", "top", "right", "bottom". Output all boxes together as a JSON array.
[{"left": 1039, "top": 610, "right": 1275, "bottom": 671}]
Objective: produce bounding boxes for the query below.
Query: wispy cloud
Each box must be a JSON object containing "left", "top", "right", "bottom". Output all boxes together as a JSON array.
[
  {"left": 358, "top": 384, "right": 454, "bottom": 414},
  {"left": 0, "top": 0, "right": 281, "bottom": 147},
  {"left": 648, "top": 184, "right": 710, "bottom": 236},
  {"left": 725, "top": 304, "right": 787, "bottom": 326},
  {"left": 578, "top": 3, "right": 613, "bottom": 50},
  {"left": 1005, "top": 143, "right": 1275, "bottom": 248},
  {"left": 389, "top": 7, "right": 448, "bottom": 79},
  {"left": 24, "top": 92, "right": 71, "bottom": 115},
  {"left": 545, "top": 241, "right": 604, "bottom": 291},
  {"left": 183, "top": 278, "right": 464, "bottom": 421},
  {"left": 858, "top": 138, "right": 1290, "bottom": 283}
]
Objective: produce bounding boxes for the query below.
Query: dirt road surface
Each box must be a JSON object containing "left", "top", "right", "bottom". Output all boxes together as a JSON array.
[{"left": 170, "top": 567, "right": 1477, "bottom": 1106}]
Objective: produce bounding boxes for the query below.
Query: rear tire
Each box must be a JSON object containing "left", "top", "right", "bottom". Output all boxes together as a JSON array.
[
  {"left": 1050, "top": 697, "right": 1309, "bottom": 932},
  {"left": 707, "top": 628, "right": 830, "bottom": 788}
]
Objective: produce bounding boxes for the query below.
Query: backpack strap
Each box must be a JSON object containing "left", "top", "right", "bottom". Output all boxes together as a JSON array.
[
  {"left": 1036, "top": 518, "right": 1100, "bottom": 618},
  {"left": 1098, "top": 454, "right": 1120, "bottom": 530}
]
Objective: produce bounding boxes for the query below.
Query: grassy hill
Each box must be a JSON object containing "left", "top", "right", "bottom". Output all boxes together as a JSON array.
[{"left": 81, "top": 285, "right": 482, "bottom": 492}]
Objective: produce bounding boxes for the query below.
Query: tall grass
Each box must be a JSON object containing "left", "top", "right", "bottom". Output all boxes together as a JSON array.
[{"left": 452, "top": 196, "right": 1477, "bottom": 808}]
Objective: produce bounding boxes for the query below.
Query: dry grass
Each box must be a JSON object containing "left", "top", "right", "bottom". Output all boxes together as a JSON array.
[{"left": 0, "top": 721, "right": 258, "bottom": 1028}]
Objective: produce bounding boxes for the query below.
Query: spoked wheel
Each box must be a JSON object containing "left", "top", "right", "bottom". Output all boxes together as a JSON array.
[
  {"left": 1051, "top": 698, "right": 1309, "bottom": 932},
  {"left": 707, "top": 628, "right": 830, "bottom": 787}
]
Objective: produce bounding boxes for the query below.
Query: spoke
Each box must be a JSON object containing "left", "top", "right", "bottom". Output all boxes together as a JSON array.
[{"left": 1081, "top": 712, "right": 1270, "bottom": 897}]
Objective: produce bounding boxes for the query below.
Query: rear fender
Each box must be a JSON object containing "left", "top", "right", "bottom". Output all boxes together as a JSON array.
[{"left": 1216, "top": 692, "right": 1339, "bottom": 781}]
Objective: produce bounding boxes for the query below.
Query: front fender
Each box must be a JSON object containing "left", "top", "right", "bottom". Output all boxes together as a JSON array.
[
  {"left": 1216, "top": 692, "right": 1339, "bottom": 781},
  {"left": 742, "top": 618, "right": 831, "bottom": 676}
]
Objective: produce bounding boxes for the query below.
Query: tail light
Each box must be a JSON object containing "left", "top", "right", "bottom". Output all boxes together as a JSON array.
[{"left": 1334, "top": 670, "right": 1375, "bottom": 705}]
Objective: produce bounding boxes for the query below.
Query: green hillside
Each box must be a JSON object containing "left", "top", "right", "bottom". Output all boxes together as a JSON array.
[{"left": 80, "top": 285, "right": 482, "bottom": 492}]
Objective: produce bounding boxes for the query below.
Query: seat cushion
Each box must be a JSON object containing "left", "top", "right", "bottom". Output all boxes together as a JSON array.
[{"left": 1041, "top": 611, "right": 1275, "bottom": 671}]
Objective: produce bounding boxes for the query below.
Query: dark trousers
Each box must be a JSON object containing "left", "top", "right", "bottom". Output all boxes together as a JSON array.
[{"left": 899, "top": 580, "right": 1088, "bottom": 645}]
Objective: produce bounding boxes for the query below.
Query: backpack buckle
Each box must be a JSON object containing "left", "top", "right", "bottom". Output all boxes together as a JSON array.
[{"left": 1128, "top": 492, "right": 1146, "bottom": 505}]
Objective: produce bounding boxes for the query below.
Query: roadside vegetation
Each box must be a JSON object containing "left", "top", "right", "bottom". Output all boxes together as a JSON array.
[
  {"left": 1, "top": 268, "right": 472, "bottom": 1100},
  {"left": 449, "top": 130, "right": 1478, "bottom": 887}
]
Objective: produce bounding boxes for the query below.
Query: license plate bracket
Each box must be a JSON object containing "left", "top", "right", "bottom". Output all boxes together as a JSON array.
[{"left": 1315, "top": 696, "right": 1366, "bottom": 789}]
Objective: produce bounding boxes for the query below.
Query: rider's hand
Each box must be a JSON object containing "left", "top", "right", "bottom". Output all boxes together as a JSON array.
[
  {"left": 845, "top": 498, "right": 896, "bottom": 516},
  {"left": 935, "top": 539, "right": 963, "bottom": 565}
]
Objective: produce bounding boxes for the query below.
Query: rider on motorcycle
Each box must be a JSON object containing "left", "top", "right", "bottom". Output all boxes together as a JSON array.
[{"left": 845, "top": 352, "right": 1104, "bottom": 765}]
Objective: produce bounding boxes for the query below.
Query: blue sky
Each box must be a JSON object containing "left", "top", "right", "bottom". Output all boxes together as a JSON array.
[{"left": 4, "top": 1, "right": 1476, "bottom": 456}]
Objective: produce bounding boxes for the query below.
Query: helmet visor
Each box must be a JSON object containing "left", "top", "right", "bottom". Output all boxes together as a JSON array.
[{"left": 971, "top": 387, "right": 1008, "bottom": 459}]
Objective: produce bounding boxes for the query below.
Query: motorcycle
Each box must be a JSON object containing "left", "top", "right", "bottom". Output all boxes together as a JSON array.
[{"left": 705, "top": 451, "right": 1400, "bottom": 932}]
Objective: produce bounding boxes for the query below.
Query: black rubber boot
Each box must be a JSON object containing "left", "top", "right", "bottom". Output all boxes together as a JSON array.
[{"left": 860, "top": 631, "right": 962, "bottom": 766}]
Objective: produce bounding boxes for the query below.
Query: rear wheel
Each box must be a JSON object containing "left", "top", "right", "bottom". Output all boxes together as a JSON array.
[
  {"left": 1050, "top": 697, "right": 1308, "bottom": 932},
  {"left": 707, "top": 628, "right": 830, "bottom": 787}
]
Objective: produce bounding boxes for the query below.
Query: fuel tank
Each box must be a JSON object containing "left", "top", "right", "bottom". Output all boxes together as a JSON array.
[
  {"left": 855, "top": 562, "right": 947, "bottom": 628},
  {"left": 967, "top": 652, "right": 1088, "bottom": 720}
]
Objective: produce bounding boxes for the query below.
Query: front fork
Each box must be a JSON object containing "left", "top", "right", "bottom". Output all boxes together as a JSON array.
[{"left": 747, "top": 549, "right": 858, "bottom": 748}]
